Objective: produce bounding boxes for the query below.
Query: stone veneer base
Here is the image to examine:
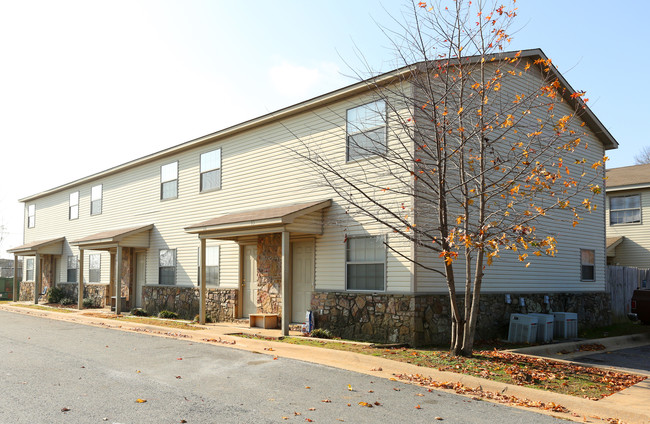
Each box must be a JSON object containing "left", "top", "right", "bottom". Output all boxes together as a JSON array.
[
  {"left": 311, "top": 291, "right": 611, "bottom": 346},
  {"left": 142, "top": 285, "right": 237, "bottom": 322}
]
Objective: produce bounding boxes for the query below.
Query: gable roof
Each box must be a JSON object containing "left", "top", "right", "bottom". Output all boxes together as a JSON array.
[
  {"left": 19, "top": 49, "right": 618, "bottom": 203},
  {"left": 7, "top": 237, "right": 65, "bottom": 255},
  {"left": 607, "top": 163, "right": 650, "bottom": 191},
  {"left": 71, "top": 224, "right": 154, "bottom": 247}
]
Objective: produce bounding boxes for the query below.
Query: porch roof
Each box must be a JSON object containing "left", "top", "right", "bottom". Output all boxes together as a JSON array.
[
  {"left": 70, "top": 224, "right": 153, "bottom": 249},
  {"left": 184, "top": 199, "right": 332, "bottom": 238},
  {"left": 606, "top": 236, "right": 624, "bottom": 257},
  {"left": 7, "top": 237, "right": 65, "bottom": 256}
]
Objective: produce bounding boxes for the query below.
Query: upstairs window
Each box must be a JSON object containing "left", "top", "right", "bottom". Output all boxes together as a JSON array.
[
  {"left": 25, "top": 258, "right": 34, "bottom": 281},
  {"left": 161, "top": 162, "right": 178, "bottom": 200},
  {"left": 91, "top": 185, "right": 103, "bottom": 215},
  {"left": 89, "top": 254, "right": 101, "bottom": 283},
  {"left": 67, "top": 255, "right": 78, "bottom": 283},
  {"left": 159, "top": 249, "right": 176, "bottom": 285},
  {"left": 200, "top": 149, "right": 221, "bottom": 192},
  {"left": 346, "top": 236, "right": 386, "bottom": 291},
  {"left": 198, "top": 245, "right": 220, "bottom": 286},
  {"left": 69, "top": 191, "right": 79, "bottom": 220},
  {"left": 580, "top": 249, "right": 595, "bottom": 281},
  {"left": 27, "top": 204, "right": 35, "bottom": 228},
  {"left": 610, "top": 195, "right": 641, "bottom": 225},
  {"left": 346, "top": 100, "right": 387, "bottom": 161}
]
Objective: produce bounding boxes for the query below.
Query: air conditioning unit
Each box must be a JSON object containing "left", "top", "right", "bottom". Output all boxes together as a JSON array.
[
  {"left": 508, "top": 313, "right": 537, "bottom": 343},
  {"left": 527, "top": 313, "right": 554, "bottom": 343},
  {"left": 553, "top": 312, "right": 578, "bottom": 339}
]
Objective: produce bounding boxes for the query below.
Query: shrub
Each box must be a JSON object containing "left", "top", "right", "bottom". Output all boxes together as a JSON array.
[
  {"left": 158, "top": 310, "right": 178, "bottom": 319},
  {"left": 309, "top": 328, "right": 334, "bottom": 339},
  {"left": 193, "top": 314, "right": 212, "bottom": 323},
  {"left": 82, "top": 298, "right": 95, "bottom": 308},
  {"left": 47, "top": 286, "right": 65, "bottom": 304},
  {"left": 60, "top": 297, "right": 75, "bottom": 306},
  {"left": 131, "top": 308, "right": 149, "bottom": 317}
]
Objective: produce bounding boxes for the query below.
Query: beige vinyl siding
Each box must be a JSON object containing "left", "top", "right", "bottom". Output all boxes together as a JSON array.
[
  {"left": 20, "top": 86, "right": 414, "bottom": 293},
  {"left": 413, "top": 63, "right": 607, "bottom": 294},
  {"left": 606, "top": 189, "right": 650, "bottom": 267}
]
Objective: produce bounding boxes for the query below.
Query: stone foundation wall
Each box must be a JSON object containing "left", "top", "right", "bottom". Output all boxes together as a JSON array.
[
  {"left": 257, "top": 234, "right": 282, "bottom": 316},
  {"left": 311, "top": 291, "right": 611, "bottom": 346},
  {"left": 18, "top": 281, "right": 35, "bottom": 302},
  {"left": 142, "top": 285, "right": 237, "bottom": 321},
  {"left": 57, "top": 283, "right": 108, "bottom": 308}
]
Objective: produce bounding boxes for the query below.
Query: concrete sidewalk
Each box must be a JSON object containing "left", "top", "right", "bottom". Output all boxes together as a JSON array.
[{"left": 2, "top": 302, "right": 648, "bottom": 424}]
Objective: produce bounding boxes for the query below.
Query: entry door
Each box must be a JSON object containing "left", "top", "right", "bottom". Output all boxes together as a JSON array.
[
  {"left": 134, "top": 252, "right": 146, "bottom": 308},
  {"left": 242, "top": 245, "right": 258, "bottom": 317},
  {"left": 292, "top": 241, "right": 314, "bottom": 323}
]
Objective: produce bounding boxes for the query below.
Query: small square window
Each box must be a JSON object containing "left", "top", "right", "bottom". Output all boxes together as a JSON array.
[
  {"left": 200, "top": 149, "right": 221, "bottom": 192},
  {"left": 580, "top": 249, "right": 595, "bottom": 281},
  {"left": 161, "top": 162, "right": 178, "bottom": 200},
  {"left": 27, "top": 204, "right": 35, "bottom": 228},
  {"left": 346, "top": 100, "right": 387, "bottom": 161},
  {"left": 91, "top": 185, "right": 103, "bottom": 215},
  {"left": 89, "top": 254, "right": 101, "bottom": 283},
  {"left": 69, "top": 192, "right": 79, "bottom": 220},
  {"left": 159, "top": 249, "right": 176, "bottom": 285}
]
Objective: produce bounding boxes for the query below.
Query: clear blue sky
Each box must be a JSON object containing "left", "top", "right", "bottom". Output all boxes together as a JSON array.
[{"left": 1, "top": 0, "right": 647, "bottom": 257}]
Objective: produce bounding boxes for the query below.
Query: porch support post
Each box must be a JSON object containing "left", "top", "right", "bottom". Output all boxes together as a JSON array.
[
  {"left": 115, "top": 246, "right": 122, "bottom": 315},
  {"left": 34, "top": 253, "right": 41, "bottom": 304},
  {"left": 77, "top": 249, "right": 84, "bottom": 309},
  {"left": 199, "top": 238, "right": 206, "bottom": 325},
  {"left": 281, "top": 231, "right": 290, "bottom": 336},
  {"left": 12, "top": 255, "right": 18, "bottom": 302}
]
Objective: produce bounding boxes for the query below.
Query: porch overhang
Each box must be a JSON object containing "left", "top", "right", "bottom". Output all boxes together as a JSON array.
[
  {"left": 7, "top": 237, "right": 65, "bottom": 256},
  {"left": 184, "top": 199, "right": 332, "bottom": 239},
  {"left": 606, "top": 236, "right": 624, "bottom": 257},
  {"left": 70, "top": 224, "right": 153, "bottom": 251}
]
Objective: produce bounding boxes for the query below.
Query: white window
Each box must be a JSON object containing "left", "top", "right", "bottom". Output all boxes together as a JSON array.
[
  {"left": 91, "top": 185, "right": 102, "bottom": 215},
  {"left": 200, "top": 149, "right": 221, "bottom": 192},
  {"left": 580, "top": 249, "right": 595, "bottom": 281},
  {"left": 27, "top": 204, "right": 35, "bottom": 228},
  {"left": 346, "top": 100, "right": 387, "bottom": 161},
  {"left": 67, "top": 255, "right": 78, "bottom": 283},
  {"left": 69, "top": 191, "right": 79, "bottom": 220},
  {"left": 89, "top": 254, "right": 101, "bottom": 283},
  {"left": 198, "top": 245, "right": 220, "bottom": 286},
  {"left": 610, "top": 195, "right": 641, "bottom": 225},
  {"left": 159, "top": 249, "right": 176, "bottom": 285},
  {"left": 25, "top": 258, "right": 34, "bottom": 281},
  {"left": 346, "top": 236, "right": 386, "bottom": 291},
  {"left": 161, "top": 162, "right": 178, "bottom": 200}
]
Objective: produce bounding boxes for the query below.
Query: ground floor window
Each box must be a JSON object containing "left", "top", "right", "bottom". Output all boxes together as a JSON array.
[
  {"left": 67, "top": 255, "right": 78, "bottom": 283},
  {"left": 580, "top": 249, "right": 595, "bottom": 281},
  {"left": 159, "top": 249, "right": 176, "bottom": 285},
  {"left": 25, "top": 258, "right": 34, "bottom": 281},
  {"left": 89, "top": 254, "right": 101, "bottom": 283},
  {"left": 346, "top": 236, "right": 385, "bottom": 291},
  {"left": 197, "top": 246, "right": 220, "bottom": 286}
]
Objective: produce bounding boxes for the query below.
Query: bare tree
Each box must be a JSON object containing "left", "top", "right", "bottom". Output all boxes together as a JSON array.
[
  {"left": 634, "top": 146, "right": 650, "bottom": 165},
  {"left": 292, "top": 0, "right": 605, "bottom": 356}
]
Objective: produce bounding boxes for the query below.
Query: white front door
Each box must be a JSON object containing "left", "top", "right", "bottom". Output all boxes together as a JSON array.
[
  {"left": 135, "top": 252, "right": 146, "bottom": 308},
  {"left": 292, "top": 240, "right": 314, "bottom": 323},
  {"left": 242, "top": 245, "right": 258, "bottom": 317}
]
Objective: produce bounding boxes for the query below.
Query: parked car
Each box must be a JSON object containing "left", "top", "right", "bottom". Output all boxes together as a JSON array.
[{"left": 630, "top": 289, "right": 650, "bottom": 324}]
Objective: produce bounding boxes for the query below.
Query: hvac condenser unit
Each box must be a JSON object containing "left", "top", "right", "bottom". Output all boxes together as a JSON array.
[
  {"left": 553, "top": 312, "right": 578, "bottom": 339},
  {"left": 527, "top": 313, "right": 554, "bottom": 343},
  {"left": 508, "top": 313, "right": 537, "bottom": 343}
]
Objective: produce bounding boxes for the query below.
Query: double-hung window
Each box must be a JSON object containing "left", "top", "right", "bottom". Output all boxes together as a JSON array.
[
  {"left": 69, "top": 192, "right": 79, "bottom": 220},
  {"left": 27, "top": 204, "right": 35, "bottom": 228},
  {"left": 200, "top": 149, "right": 221, "bottom": 192},
  {"left": 610, "top": 195, "right": 641, "bottom": 225},
  {"left": 25, "top": 258, "right": 34, "bottom": 281},
  {"left": 346, "top": 100, "right": 387, "bottom": 161},
  {"left": 67, "top": 255, "right": 78, "bottom": 283},
  {"left": 580, "top": 249, "right": 595, "bottom": 281},
  {"left": 91, "top": 185, "right": 103, "bottom": 215},
  {"left": 346, "top": 236, "right": 386, "bottom": 291},
  {"left": 159, "top": 249, "right": 176, "bottom": 285},
  {"left": 198, "top": 246, "right": 220, "bottom": 286},
  {"left": 89, "top": 254, "right": 101, "bottom": 283},
  {"left": 161, "top": 162, "right": 178, "bottom": 200}
]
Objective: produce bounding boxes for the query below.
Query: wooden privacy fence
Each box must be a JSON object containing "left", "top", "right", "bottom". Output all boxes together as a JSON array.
[{"left": 607, "top": 265, "right": 649, "bottom": 320}]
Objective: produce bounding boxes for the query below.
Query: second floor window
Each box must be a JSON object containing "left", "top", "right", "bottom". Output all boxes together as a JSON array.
[
  {"left": 610, "top": 194, "right": 641, "bottom": 225},
  {"left": 67, "top": 255, "right": 78, "bottom": 283},
  {"left": 346, "top": 100, "right": 387, "bottom": 161},
  {"left": 89, "top": 254, "right": 101, "bottom": 283},
  {"left": 91, "top": 185, "right": 102, "bottom": 215},
  {"left": 161, "top": 162, "right": 178, "bottom": 200},
  {"left": 69, "top": 192, "right": 79, "bottom": 220},
  {"left": 27, "top": 204, "right": 35, "bottom": 228},
  {"left": 580, "top": 249, "right": 595, "bottom": 281},
  {"left": 200, "top": 149, "right": 221, "bottom": 192}
]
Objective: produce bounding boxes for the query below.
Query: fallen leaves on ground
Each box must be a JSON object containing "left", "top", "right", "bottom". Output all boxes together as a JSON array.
[
  {"left": 202, "top": 337, "right": 236, "bottom": 345},
  {"left": 358, "top": 402, "right": 372, "bottom": 407},
  {"left": 578, "top": 343, "right": 606, "bottom": 352},
  {"left": 136, "top": 399, "right": 147, "bottom": 403},
  {"left": 61, "top": 407, "right": 70, "bottom": 412}
]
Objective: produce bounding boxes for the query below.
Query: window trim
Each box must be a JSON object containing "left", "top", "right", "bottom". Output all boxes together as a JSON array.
[
  {"left": 609, "top": 194, "right": 641, "bottom": 226},
  {"left": 25, "top": 258, "right": 34, "bottom": 281},
  {"left": 69, "top": 191, "right": 79, "bottom": 220},
  {"left": 345, "top": 235, "right": 387, "bottom": 292},
  {"left": 67, "top": 255, "right": 78, "bottom": 283},
  {"left": 27, "top": 204, "right": 35, "bottom": 228},
  {"left": 345, "top": 100, "right": 387, "bottom": 162},
  {"left": 90, "top": 184, "right": 103, "bottom": 216},
  {"left": 158, "top": 248, "right": 177, "bottom": 285},
  {"left": 580, "top": 249, "right": 595, "bottom": 282},
  {"left": 88, "top": 253, "right": 101, "bottom": 283},
  {"left": 199, "top": 148, "right": 222, "bottom": 193},
  {"left": 160, "top": 161, "right": 179, "bottom": 201}
]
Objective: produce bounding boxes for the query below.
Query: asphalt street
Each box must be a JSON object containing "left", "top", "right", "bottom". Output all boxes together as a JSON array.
[
  {"left": 574, "top": 344, "right": 650, "bottom": 374},
  {"left": 0, "top": 310, "right": 567, "bottom": 424}
]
